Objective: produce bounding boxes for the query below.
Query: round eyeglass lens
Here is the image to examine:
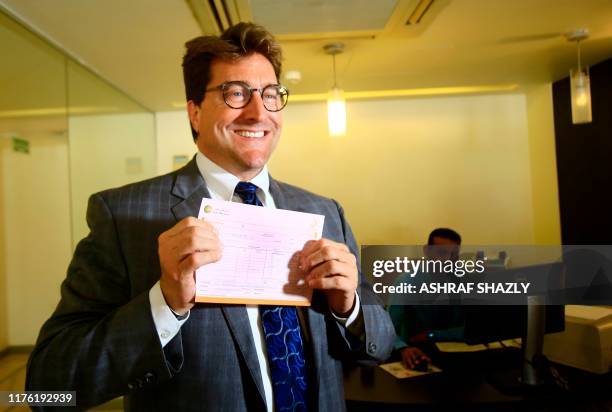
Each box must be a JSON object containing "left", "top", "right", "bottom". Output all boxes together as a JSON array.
[
  {"left": 223, "top": 83, "right": 250, "bottom": 108},
  {"left": 261, "top": 85, "right": 288, "bottom": 111}
]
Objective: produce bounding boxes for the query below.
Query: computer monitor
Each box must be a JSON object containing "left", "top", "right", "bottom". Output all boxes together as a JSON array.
[
  {"left": 463, "top": 305, "right": 565, "bottom": 345},
  {"left": 461, "top": 262, "right": 565, "bottom": 388},
  {"left": 462, "top": 262, "right": 565, "bottom": 345}
]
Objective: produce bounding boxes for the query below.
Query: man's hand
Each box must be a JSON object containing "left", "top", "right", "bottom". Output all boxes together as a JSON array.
[
  {"left": 400, "top": 347, "right": 430, "bottom": 369},
  {"left": 158, "top": 217, "right": 222, "bottom": 315},
  {"left": 299, "top": 238, "right": 358, "bottom": 317}
]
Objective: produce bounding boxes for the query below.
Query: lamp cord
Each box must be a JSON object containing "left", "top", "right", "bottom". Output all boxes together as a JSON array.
[{"left": 332, "top": 53, "right": 338, "bottom": 89}]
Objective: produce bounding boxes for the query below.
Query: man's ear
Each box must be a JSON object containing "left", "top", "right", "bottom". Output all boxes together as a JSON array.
[{"left": 187, "top": 100, "right": 200, "bottom": 134}]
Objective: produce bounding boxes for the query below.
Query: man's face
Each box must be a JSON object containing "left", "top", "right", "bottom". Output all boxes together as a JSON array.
[
  {"left": 425, "top": 236, "right": 460, "bottom": 261},
  {"left": 188, "top": 53, "right": 282, "bottom": 180}
]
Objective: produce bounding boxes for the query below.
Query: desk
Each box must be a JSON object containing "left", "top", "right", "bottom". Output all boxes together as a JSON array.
[
  {"left": 343, "top": 364, "right": 521, "bottom": 411},
  {"left": 343, "top": 349, "right": 612, "bottom": 411}
]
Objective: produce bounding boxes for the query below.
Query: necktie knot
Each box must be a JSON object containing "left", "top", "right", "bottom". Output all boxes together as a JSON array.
[{"left": 234, "top": 181, "right": 262, "bottom": 206}]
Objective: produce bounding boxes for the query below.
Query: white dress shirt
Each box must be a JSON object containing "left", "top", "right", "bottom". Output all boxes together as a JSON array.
[{"left": 149, "top": 152, "right": 360, "bottom": 411}]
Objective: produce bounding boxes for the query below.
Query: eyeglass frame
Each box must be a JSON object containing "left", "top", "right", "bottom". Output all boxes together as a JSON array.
[{"left": 204, "top": 80, "right": 290, "bottom": 112}]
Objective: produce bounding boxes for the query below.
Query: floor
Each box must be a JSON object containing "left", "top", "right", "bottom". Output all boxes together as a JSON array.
[
  {"left": 0, "top": 353, "right": 28, "bottom": 412},
  {"left": 0, "top": 352, "right": 123, "bottom": 411}
]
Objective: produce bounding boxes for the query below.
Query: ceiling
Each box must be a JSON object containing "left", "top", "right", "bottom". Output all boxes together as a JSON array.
[{"left": 1, "top": 0, "right": 612, "bottom": 112}]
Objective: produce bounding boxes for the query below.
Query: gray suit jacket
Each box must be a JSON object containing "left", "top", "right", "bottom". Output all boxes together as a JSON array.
[{"left": 26, "top": 159, "right": 395, "bottom": 411}]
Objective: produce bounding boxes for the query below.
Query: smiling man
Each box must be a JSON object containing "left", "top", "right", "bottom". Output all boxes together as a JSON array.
[{"left": 26, "top": 23, "right": 395, "bottom": 411}]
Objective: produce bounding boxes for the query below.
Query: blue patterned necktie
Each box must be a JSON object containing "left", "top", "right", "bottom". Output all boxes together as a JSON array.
[{"left": 234, "top": 181, "right": 308, "bottom": 412}]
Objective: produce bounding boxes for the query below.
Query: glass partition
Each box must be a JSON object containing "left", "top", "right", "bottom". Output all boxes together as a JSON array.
[
  {"left": 0, "top": 7, "right": 156, "bottom": 350},
  {"left": 67, "top": 60, "right": 155, "bottom": 243},
  {"left": 0, "top": 9, "right": 70, "bottom": 346}
]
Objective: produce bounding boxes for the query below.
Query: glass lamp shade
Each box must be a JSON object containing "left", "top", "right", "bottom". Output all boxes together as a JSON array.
[
  {"left": 570, "top": 67, "right": 592, "bottom": 124},
  {"left": 327, "top": 87, "right": 346, "bottom": 137}
]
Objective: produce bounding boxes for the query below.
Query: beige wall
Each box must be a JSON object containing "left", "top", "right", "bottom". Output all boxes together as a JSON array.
[
  {"left": 157, "top": 92, "right": 542, "bottom": 246},
  {"left": 525, "top": 84, "right": 562, "bottom": 244},
  {"left": 0, "top": 138, "right": 7, "bottom": 351},
  {"left": 2, "top": 133, "right": 72, "bottom": 345},
  {"left": 155, "top": 111, "right": 197, "bottom": 174},
  {"left": 274, "top": 94, "right": 534, "bottom": 245},
  {"left": 69, "top": 113, "right": 156, "bottom": 243}
]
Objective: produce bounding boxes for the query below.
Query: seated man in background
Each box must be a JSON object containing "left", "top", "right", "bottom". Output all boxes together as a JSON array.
[{"left": 389, "top": 228, "right": 465, "bottom": 369}]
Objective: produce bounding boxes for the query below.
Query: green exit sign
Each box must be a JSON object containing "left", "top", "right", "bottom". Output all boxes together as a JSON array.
[{"left": 12, "top": 137, "right": 30, "bottom": 154}]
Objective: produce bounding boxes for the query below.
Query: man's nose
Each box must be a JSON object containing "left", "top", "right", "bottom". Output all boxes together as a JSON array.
[{"left": 241, "top": 91, "right": 267, "bottom": 121}]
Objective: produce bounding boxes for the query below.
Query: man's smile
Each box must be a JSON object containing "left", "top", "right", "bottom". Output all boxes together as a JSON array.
[{"left": 233, "top": 129, "right": 267, "bottom": 138}]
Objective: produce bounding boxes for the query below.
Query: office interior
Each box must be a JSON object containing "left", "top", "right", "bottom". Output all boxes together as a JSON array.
[{"left": 0, "top": 0, "right": 611, "bottom": 410}]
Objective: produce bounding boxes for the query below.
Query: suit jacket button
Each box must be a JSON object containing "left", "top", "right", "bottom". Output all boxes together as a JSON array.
[
  {"left": 368, "top": 342, "right": 377, "bottom": 354},
  {"left": 144, "top": 372, "right": 156, "bottom": 384}
]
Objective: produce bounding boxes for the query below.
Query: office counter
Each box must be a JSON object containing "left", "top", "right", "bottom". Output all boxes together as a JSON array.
[{"left": 344, "top": 349, "right": 612, "bottom": 411}]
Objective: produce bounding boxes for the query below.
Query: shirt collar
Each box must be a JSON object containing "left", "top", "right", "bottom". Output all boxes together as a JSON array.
[{"left": 195, "top": 152, "right": 272, "bottom": 205}]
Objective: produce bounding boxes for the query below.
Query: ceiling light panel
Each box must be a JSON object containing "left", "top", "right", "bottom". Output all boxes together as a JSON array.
[{"left": 251, "top": 0, "right": 398, "bottom": 35}]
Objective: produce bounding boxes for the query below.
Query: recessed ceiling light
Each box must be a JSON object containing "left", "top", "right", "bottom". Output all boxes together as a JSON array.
[{"left": 284, "top": 70, "right": 302, "bottom": 84}]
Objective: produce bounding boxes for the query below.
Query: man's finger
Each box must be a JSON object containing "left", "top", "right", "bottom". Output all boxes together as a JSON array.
[
  {"left": 178, "top": 249, "right": 223, "bottom": 274},
  {"left": 299, "top": 239, "right": 322, "bottom": 260},
  {"left": 175, "top": 237, "right": 221, "bottom": 260},
  {"left": 402, "top": 353, "right": 415, "bottom": 369},
  {"left": 176, "top": 226, "right": 219, "bottom": 247},
  {"left": 306, "top": 260, "right": 353, "bottom": 282},
  {"left": 307, "top": 273, "right": 351, "bottom": 291},
  {"left": 301, "top": 238, "right": 348, "bottom": 257},
  {"left": 163, "top": 216, "right": 216, "bottom": 238},
  {"left": 302, "top": 246, "right": 355, "bottom": 271}
]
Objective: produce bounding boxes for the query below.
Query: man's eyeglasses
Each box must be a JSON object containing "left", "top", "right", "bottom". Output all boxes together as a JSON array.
[{"left": 205, "top": 81, "right": 289, "bottom": 112}]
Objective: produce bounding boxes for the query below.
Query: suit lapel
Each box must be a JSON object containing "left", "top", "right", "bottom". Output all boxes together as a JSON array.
[
  {"left": 170, "top": 158, "right": 267, "bottom": 406},
  {"left": 300, "top": 306, "right": 323, "bottom": 407},
  {"left": 221, "top": 306, "right": 267, "bottom": 405},
  {"left": 269, "top": 177, "right": 294, "bottom": 212},
  {"left": 170, "top": 158, "right": 211, "bottom": 221}
]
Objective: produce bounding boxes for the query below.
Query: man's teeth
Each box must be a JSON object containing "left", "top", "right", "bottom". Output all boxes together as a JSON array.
[{"left": 236, "top": 130, "right": 264, "bottom": 138}]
